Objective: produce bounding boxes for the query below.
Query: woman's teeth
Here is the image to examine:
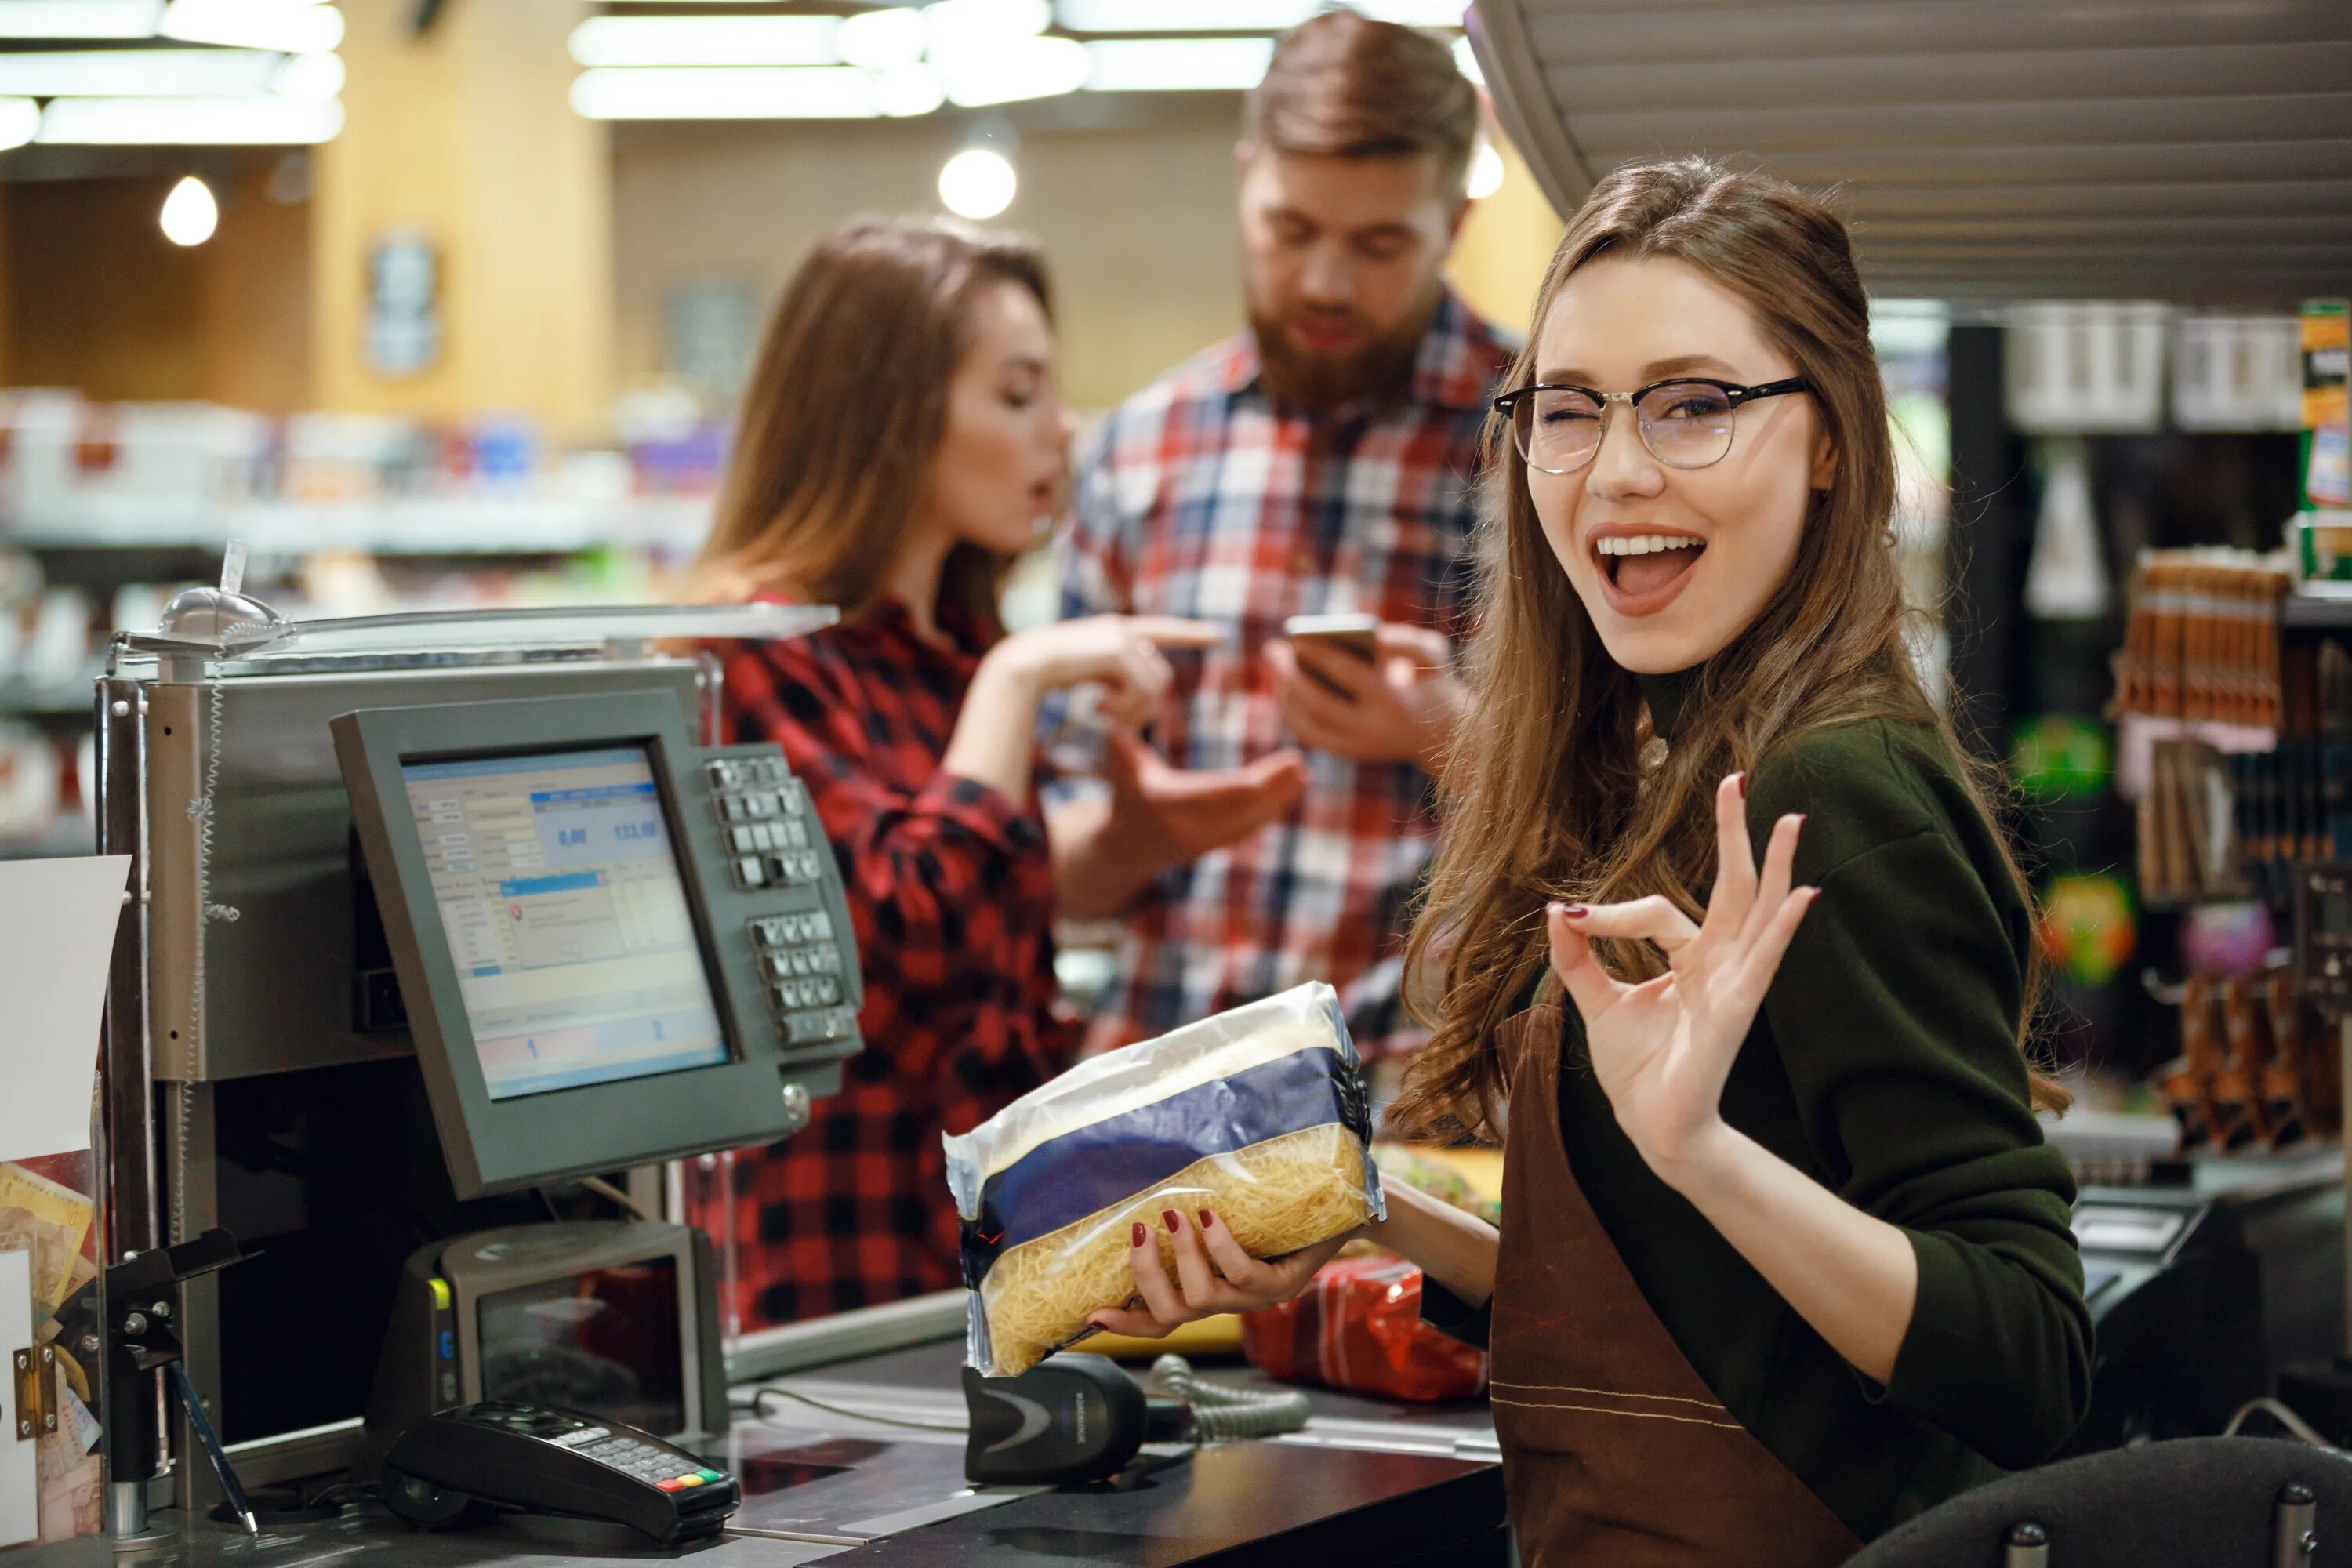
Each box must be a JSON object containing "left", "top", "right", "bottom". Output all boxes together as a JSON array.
[{"left": 1595, "top": 535, "right": 1702, "bottom": 557}]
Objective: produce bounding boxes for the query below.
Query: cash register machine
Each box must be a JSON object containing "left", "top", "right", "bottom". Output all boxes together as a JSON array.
[{"left": 90, "top": 596, "right": 866, "bottom": 1541}]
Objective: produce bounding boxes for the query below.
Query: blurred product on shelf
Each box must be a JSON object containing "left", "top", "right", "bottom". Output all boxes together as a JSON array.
[
  {"left": 2289, "top": 511, "right": 2352, "bottom": 591},
  {"left": 2157, "top": 969, "right": 2339, "bottom": 1156},
  {"left": 1241, "top": 1251, "right": 1489, "bottom": 1403},
  {"left": 2305, "top": 299, "right": 2348, "bottom": 510},
  {"left": 0, "top": 388, "right": 722, "bottom": 553},
  {"left": 2109, "top": 550, "right": 2289, "bottom": 729},
  {"left": 2038, "top": 872, "right": 2138, "bottom": 987}
]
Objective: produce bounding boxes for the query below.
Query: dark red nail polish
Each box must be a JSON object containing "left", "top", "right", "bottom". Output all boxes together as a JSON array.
[
  {"left": 1131, "top": 1222, "right": 1146, "bottom": 1248},
  {"left": 1198, "top": 1210, "right": 1216, "bottom": 1229},
  {"left": 1737, "top": 772, "right": 1748, "bottom": 798},
  {"left": 1162, "top": 1209, "right": 1181, "bottom": 1233},
  {"left": 1562, "top": 905, "right": 1588, "bottom": 919}
]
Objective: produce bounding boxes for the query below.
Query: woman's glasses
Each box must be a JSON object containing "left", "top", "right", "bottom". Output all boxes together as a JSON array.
[{"left": 1494, "top": 376, "right": 1813, "bottom": 474}]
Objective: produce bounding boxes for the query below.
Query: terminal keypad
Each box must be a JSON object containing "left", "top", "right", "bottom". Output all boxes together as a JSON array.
[{"left": 700, "top": 748, "right": 857, "bottom": 1054}]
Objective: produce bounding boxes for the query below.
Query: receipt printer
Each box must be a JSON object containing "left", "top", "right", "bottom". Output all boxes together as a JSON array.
[{"left": 352, "top": 1220, "right": 726, "bottom": 1482}]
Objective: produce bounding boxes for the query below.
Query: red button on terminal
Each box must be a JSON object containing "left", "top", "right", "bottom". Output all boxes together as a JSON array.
[{"left": 656, "top": 1479, "right": 688, "bottom": 1493}]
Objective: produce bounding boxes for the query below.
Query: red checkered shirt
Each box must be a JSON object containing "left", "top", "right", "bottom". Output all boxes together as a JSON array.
[
  {"left": 694, "top": 600, "right": 1080, "bottom": 1327},
  {"left": 1043, "top": 290, "right": 1512, "bottom": 1059}
]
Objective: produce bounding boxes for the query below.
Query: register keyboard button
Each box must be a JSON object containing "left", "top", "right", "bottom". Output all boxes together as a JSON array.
[{"left": 736, "top": 856, "right": 766, "bottom": 888}]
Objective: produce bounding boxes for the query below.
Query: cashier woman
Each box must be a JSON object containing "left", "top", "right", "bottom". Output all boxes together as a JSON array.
[
  {"left": 1098, "top": 159, "right": 2092, "bottom": 1563},
  {"left": 688, "top": 220, "right": 1308, "bottom": 1327}
]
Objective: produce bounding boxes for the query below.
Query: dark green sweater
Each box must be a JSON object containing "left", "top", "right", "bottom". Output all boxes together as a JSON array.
[{"left": 1426, "top": 674, "right": 2092, "bottom": 1540}]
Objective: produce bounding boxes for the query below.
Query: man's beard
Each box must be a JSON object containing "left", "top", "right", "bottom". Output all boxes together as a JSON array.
[{"left": 1249, "top": 281, "right": 1439, "bottom": 412}]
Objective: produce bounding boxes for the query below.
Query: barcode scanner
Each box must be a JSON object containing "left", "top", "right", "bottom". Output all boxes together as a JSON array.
[{"left": 962, "top": 1355, "right": 1172, "bottom": 1484}]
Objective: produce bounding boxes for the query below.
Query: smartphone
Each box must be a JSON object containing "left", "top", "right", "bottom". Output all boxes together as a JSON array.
[{"left": 1281, "top": 612, "right": 1380, "bottom": 695}]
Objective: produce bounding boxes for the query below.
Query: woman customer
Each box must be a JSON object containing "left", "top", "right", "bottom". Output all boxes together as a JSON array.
[
  {"left": 692, "top": 216, "right": 1307, "bottom": 1327},
  {"left": 1089, "top": 159, "right": 2091, "bottom": 1562}
]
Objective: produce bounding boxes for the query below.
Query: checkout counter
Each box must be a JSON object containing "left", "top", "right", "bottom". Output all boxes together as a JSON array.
[{"left": 79, "top": 597, "right": 1508, "bottom": 1567}]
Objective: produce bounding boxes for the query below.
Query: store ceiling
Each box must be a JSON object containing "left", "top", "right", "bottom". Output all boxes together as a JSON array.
[{"left": 1469, "top": 0, "right": 2352, "bottom": 304}]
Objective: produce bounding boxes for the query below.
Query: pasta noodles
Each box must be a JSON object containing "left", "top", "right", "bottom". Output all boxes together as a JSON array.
[{"left": 946, "top": 982, "right": 1384, "bottom": 1377}]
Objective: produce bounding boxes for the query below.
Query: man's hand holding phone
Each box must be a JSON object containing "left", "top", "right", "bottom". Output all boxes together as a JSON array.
[{"left": 1269, "top": 614, "right": 1464, "bottom": 775}]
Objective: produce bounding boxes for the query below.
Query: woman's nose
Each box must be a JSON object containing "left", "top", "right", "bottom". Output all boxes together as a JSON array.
[{"left": 1585, "top": 404, "right": 1664, "bottom": 501}]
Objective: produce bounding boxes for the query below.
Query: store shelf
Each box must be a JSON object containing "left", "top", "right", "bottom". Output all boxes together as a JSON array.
[
  {"left": 2282, "top": 594, "right": 2352, "bottom": 630},
  {"left": 0, "top": 494, "right": 715, "bottom": 555},
  {"left": 0, "top": 673, "right": 100, "bottom": 718},
  {"left": 0, "top": 818, "right": 96, "bottom": 861}
]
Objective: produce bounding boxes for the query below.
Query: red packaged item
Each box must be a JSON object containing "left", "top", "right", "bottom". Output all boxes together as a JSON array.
[{"left": 1240, "top": 1253, "right": 1488, "bottom": 1402}]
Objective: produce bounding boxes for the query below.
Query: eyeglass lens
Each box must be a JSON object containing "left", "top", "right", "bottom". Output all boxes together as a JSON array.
[{"left": 1512, "top": 382, "right": 1739, "bottom": 473}]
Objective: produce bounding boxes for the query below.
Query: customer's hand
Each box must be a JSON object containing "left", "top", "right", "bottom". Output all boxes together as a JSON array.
[
  {"left": 1548, "top": 775, "right": 1817, "bottom": 1185},
  {"left": 987, "top": 615, "right": 1221, "bottom": 727},
  {"left": 1086, "top": 1207, "right": 1354, "bottom": 1338},
  {"left": 1268, "top": 622, "right": 1462, "bottom": 773},
  {"left": 1100, "top": 729, "right": 1307, "bottom": 865}
]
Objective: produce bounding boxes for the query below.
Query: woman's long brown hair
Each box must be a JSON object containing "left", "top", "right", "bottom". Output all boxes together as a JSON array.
[
  {"left": 1387, "top": 158, "right": 2067, "bottom": 1144},
  {"left": 689, "top": 216, "right": 1051, "bottom": 633}
]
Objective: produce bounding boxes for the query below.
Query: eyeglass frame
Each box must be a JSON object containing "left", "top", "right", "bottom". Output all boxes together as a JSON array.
[{"left": 1492, "top": 375, "right": 1815, "bottom": 474}]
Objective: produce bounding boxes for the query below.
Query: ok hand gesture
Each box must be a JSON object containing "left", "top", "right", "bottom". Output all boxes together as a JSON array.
[{"left": 1547, "top": 775, "right": 1817, "bottom": 1183}]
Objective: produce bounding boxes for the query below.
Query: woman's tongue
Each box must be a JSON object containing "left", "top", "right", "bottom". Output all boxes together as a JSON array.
[{"left": 1614, "top": 546, "right": 1695, "bottom": 597}]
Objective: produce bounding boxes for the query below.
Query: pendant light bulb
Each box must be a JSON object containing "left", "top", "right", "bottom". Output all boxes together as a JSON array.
[{"left": 160, "top": 175, "right": 219, "bottom": 247}]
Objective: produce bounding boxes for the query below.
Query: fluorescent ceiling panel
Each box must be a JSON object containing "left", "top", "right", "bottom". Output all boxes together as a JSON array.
[
  {"left": 0, "top": 0, "right": 161, "bottom": 38},
  {"left": 570, "top": 66, "right": 879, "bottom": 119},
  {"left": 0, "top": 48, "right": 281, "bottom": 97},
  {"left": 159, "top": 0, "right": 341, "bottom": 53},
  {"left": 567, "top": 15, "right": 840, "bottom": 68},
  {"left": 37, "top": 93, "right": 343, "bottom": 143},
  {"left": 939, "top": 33, "right": 1087, "bottom": 107},
  {"left": 1085, "top": 37, "right": 1273, "bottom": 92},
  {"left": 1059, "top": 0, "right": 1462, "bottom": 30}
]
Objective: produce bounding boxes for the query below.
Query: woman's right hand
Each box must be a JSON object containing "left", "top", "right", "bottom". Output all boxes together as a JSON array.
[
  {"left": 985, "top": 615, "right": 1221, "bottom": 727},
  {"left": 1085, "top": 1207, "right": 1354, "bottom": 1339}
]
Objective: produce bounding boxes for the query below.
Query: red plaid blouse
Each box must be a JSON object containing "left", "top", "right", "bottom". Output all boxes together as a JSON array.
[{"left": 693, "top": 599, "right": 1080, "bottom": 1327}]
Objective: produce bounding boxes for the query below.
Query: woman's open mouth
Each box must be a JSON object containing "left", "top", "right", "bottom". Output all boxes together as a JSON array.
[{"left": 1593, "top": 532, "right": 1705, "bottom": 617}]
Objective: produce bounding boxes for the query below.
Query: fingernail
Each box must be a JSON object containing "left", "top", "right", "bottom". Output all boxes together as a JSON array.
[
  {"left": 1737, "top": 772, "right": 1748, "bottom": 798},
  {"left": 1131, "top": 1222, "right": 1146, "bottom": 1248},
  {"left": 1162, "top": 1209, "right": 1181, "bottom": 1233},
  {"left": 1562, "top": 905, "right": 1588, "bottom": 919},
  {"left": 1198, "top": 1209, "right": 1216, "bottom": 1229}
]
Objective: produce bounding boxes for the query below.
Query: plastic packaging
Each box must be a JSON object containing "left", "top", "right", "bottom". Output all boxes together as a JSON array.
[
  {"left": 946, "top": 982, "right": 1384, "bottom": 1377},
  {"left": 1241, "top": 1254, "right": 1490, "bottom": 1403}
]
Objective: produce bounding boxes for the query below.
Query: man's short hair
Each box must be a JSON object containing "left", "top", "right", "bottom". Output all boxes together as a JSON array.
[{"left": 1245, "top": 9, "right": 1480, "bottom": 200}]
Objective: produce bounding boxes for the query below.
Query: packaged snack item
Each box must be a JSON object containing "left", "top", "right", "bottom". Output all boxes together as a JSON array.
[
  {"left": 946, "top": 982, "right": 1383, "bottom": 1377},
  {"left": 1241, "top": 1254, "right": 1489, "bottom": 1403}
]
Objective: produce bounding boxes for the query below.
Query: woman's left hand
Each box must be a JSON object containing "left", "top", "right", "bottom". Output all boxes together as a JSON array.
[{"left": 1548, "top": 774, "right": 1817, "bottom": 1183}]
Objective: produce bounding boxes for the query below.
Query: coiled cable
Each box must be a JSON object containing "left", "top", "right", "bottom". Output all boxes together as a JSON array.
[{"left": 1149, "top": 1354, "right": 1310, "bottom": 1443}]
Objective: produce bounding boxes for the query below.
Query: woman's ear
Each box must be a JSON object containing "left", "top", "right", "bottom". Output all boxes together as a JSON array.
[{"left": 1809, "top": 427, "right": 1839, "bottom": 492}]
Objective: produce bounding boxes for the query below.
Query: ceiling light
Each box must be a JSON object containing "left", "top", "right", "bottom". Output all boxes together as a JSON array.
[
  {"left": 870, "top": 63, "right": 944, "bottom": 118},
  {"left": 1084, "top": 38, "right": 1272, "bottom": 93},
  {"left": 161, "top": 0, "right": 342, "bottom": 53},
  {"left": 159, "top": 174, "right": 216, "bottom": 245},
  {"left": 1453, "top": 35, "right": 1483, "bottom": 87},
  {"left": 837, "top": 7, "right": 925, "bottom": 70},
  {"left": 0, "top": 0, "right": 162, "bottom": 38},
  {"left": 940, "top": 34, "right": 1087, "bottom": 107},
  {"left": 1057, "top": 0, "right": 1308, "bottom": 28},
  {"left": 0, "top": 48, "right": 281, "bottom": 96},
  {"left": 938, "top": 147, "right": 1014, "bottom": 220},
  {"left": 567, "top": 15, "right": 839, "bottom": 68},
  {"left": 273, "top": 51, "right": 343, "bottom": 101},
  {"left": 1466, "top": 140, "right": 1504, "bottom": 198},
  {"left": 0, "top": 97, "right": 35, "bottom": 151},
  {"left": 925, "top": 0, "right": 1048, "bottom": 56},
  {"left": 37, "top": 95, "right": 343, "bottom": 143},
  {"left": 569, "top": 67, "right": 879, "bottom": 120}
]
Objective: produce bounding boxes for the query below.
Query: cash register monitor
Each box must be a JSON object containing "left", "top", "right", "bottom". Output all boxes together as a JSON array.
[{"left": 333, "top": 690, "right": 860, "bottom": 1200}]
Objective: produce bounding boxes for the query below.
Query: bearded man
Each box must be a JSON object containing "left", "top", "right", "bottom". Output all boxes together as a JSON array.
[{"left": 1043, "top": 11, "right": 1512, "bottom": 1070}]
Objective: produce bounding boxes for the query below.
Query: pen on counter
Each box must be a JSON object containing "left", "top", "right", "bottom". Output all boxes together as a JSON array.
[{"left": 165, "top": 1360, "right": 257, "bottom": 1535}]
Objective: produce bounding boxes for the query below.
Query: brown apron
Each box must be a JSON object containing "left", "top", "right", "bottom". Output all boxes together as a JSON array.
[{"left": 1487, "top": 1003, "right": 1863, "bottom": 1567}]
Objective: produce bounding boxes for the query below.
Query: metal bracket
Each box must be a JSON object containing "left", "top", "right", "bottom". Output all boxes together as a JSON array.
[{"left": 13, "top": 1345, "right": 55, "bottom": 1440}]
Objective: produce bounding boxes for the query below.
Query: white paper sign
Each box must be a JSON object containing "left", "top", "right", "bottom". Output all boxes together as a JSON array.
[{"left": 0, "top": 857, "right": 130, "bottom": 1162}]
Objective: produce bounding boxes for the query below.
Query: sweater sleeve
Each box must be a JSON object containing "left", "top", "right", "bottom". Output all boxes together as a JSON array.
[{"left": 1757, "top": 821, "right": 2092, "bottom": 1469}]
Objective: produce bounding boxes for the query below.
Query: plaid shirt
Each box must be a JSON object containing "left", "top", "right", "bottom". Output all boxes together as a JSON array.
[
  {"left": 695, "top": 601, "right": 1079, "bottom": 1327},
  {"left": 1044, "top": 290, "right": 1512, "bottom": 1059}
]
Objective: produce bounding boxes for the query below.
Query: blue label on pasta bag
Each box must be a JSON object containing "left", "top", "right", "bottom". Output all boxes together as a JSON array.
[{"left": 966, "top": 1047, "right": 1364, "bottom": 1287}]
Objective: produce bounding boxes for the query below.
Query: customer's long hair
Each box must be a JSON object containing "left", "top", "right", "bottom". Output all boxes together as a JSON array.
[
  {"left": 1386, "top": 158, "right": 2064, "bottom": 1143},
  {"left": 690, "top": 216, "right": 1051, "bottom": 635}
]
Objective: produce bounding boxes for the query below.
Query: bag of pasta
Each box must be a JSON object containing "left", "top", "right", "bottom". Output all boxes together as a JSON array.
[{"left": 944, "top": 982, "right": 1384, "bottom": 1377}]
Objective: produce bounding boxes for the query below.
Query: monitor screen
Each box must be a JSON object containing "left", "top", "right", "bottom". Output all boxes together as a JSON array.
[
  {"left": 476, "top": 1257, "right": 686, "bottom": 1437},
  {"left": 401, "top": 746, "right": 729, "bottom": 1101}
]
